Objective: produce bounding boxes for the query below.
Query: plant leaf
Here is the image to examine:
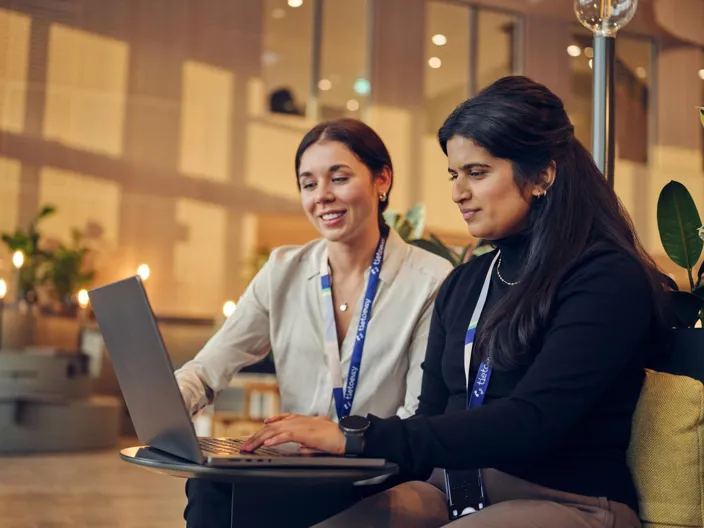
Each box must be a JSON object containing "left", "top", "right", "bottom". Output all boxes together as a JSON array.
[
  {"left": 395, "top": 218, "right": 413, "bottom": 241},
  {"left": 409, "top": 239, "right": 457, "bottom": 266},
  {"left": 458, "top": 244, "right": 470, "bottom": 264},
  {"left": 382, "top": 210, "right": 398, "bottom": 228},
  {"left": 669, "top": 291, "right": 704, "bottom": 328},
  {"left": 696, "top": 259, "right": 704, "bottom": 289},
  {"left": 698, "top": 107, "right": 704, "bottom": 130},
  {"left": 405, "top": 203, "right": 426, "bottom": 240},
  {"left": 657, "top": 181, "right": 703, "bottom": 275}
]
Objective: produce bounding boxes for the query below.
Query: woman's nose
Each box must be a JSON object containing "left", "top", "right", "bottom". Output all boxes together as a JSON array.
[
  {"left": 452, "top": 179, "right": 470, "bottom": 204},
  {"left": 315, "top": 183, "right": 334, "bottom": 204}
]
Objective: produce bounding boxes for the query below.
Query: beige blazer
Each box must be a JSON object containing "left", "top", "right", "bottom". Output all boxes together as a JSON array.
[{"left": 175, "top": 230, "right": 453, "bottom": 421}]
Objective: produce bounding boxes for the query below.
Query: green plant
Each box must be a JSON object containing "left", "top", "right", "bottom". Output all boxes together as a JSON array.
[
  {"left": 656, "top": 107, "right": 704, "bottom": 327},
  {"left": 658, "top": 180, "right": 704, "bottom": 328},
  {"left": 384, "top": 203, "right": 492, "bottom": 267},
  {"left": 1, "top": 205, "right": 56, "bottom": 303},
  {"left": 1, "top": 205, "right": 97, "bottom": 310},
  {"left": 384, "top": 203, "right": 426, "bottom": 241},
  {"left": 43, "top": 228, "right": 96, "bottom": 306}
]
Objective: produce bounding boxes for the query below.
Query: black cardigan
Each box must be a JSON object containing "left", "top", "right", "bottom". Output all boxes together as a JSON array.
[{"left": 363, "top": 234, "right": 655, "bottom": 513}]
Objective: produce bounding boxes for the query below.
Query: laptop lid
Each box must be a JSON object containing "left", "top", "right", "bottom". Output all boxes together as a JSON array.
[{"left": 88, "top": 276, "right": 205, "bottom": 464}]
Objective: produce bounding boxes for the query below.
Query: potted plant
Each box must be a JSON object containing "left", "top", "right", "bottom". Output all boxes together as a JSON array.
[
  {"left": 1, "top": 205, "right": 97, "bottom": 316},
  {"left": 652, "top": 108, "right": 704, "bottom": 382},
  {"left": 1, "top": 205, "right": 56, "bottom": 306},
  {"left": 43, "top": 228, "right": 96, "bottom": 316}
]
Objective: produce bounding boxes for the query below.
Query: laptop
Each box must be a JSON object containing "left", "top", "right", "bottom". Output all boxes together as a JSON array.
[{"left": 88, "top": 276, "right": 386, "bottom": 468}]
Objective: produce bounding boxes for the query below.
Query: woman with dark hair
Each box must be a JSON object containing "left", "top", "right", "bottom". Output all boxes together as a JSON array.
[
  {"left": 177, "top": 118, "right": 452, "bottom": 527},
  {"left": 244, "top": 77, "right": 667, "bottom": 527}
]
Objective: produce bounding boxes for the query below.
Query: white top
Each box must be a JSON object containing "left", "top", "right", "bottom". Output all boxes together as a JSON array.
[{"left": 175, "top": 230, "right": 453, "bottom": 421}]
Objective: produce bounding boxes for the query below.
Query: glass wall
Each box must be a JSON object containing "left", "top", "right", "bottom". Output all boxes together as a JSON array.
[
  {"left": 566, "top": 28, "right": 654, "bottom": 164},
  {"left": 318, "top": 0, "right": 371, "bottom": 120},
  {"left": 424, "top": 1, "right": 471, "bottom": 135},
  {"left": 424, "top": 1, "right": 519, "bottom": 135},
  {"left": 262, "top": 0, "right": 371, "bottom": 121},
  {"left": 262, "top": 0, "right": 314, "bottom": 117}
]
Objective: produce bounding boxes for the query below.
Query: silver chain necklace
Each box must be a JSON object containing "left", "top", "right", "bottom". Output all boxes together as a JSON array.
[{"left": 496, "top": 256, "right": 520, "bottom": 286}]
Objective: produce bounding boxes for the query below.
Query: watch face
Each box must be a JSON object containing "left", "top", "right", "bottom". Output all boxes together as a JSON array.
[{"left": 340, "top": 415, "right": 370, "bottom": 431}]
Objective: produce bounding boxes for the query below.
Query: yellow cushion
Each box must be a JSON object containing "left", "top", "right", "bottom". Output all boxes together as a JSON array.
[{"left": 627, "top": 369, "right": 704, "bottom": 528}]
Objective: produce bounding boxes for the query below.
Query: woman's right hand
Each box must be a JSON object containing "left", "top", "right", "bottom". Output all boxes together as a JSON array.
[{"left": 178, "top": 383, "right": 199, "bottom": 416}]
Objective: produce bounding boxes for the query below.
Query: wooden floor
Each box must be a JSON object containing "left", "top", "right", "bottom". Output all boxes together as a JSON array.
[{"left": 0, "top": 437, "right": 186, "bottom": 528}]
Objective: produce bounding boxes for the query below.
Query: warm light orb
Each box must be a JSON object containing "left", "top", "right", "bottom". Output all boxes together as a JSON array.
[
  {"left": 346, "top": 99, "right": 360, "bottom": 112},
  {"left": 574, "top": 0, "right": 638, "bottom": 37},
  {"left": 288, "top": 0, "right": 303, "bottom": 7},
  {"left": 77, "top": 289, "right": 90, "bottom": 308},
  {"left": 431, "top": 34, "right": 447, "bottom": 46},
  {"left": 223, "top": 301, "right": 236, "bottom": 318},
  {"left": 428, "top": 57, "right": 442, "bottom": 69},
  {"left": 698, "top": 69, "right": 704, "bottom": 81},
  {"left": 137, "top": 264, "right": 150, "bottom": 281},
  {"left": 12, "top": 250, "right": 24, "bottom": 269},
  {"left": 0, "top": 279, "right": 6, "bottom": 300},
  {"left": 567, "top": 45, "right": 582, "bottom": 57}
]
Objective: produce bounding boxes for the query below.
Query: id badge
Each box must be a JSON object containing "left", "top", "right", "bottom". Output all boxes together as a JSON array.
[{"left": 444, "top": 469, "right": 487, "bottom": 520}]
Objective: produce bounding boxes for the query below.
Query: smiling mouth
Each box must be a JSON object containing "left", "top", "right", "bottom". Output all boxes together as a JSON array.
[{"left": 319, "top": 210, "right": 346, "bottom": 222}]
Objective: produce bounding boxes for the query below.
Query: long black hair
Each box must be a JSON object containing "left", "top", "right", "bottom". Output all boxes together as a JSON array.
[
  {"left": 295, "top": 118, "right": 393, "bottom": 235},
  {"left": 438, "top": 76, "right": 667, "bottom": 370}
]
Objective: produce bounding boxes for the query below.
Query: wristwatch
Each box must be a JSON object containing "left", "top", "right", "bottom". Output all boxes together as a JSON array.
[{"left": 339, "top": 415, "right": 370, "bottom": 455}]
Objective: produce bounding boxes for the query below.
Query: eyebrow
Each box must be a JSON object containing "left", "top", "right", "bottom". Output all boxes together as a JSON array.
[
  {"left": 298, "top": 163, "right": 352, "bottom": 179},
  {"left": 448, "top": 163, "right": 491, "bottom": 173}
]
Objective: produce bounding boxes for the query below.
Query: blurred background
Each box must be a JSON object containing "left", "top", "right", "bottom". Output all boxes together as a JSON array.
[{"left": 0, "top": 0, "right": 702, "bottom": 526}]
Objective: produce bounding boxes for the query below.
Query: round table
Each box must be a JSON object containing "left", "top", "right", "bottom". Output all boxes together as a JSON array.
[{"left": 120, "top": 446, "right": 399, "bottom": 526}]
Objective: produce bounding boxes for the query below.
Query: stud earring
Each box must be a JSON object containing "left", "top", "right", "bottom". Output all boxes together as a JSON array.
[{"left": 379, "top": 192, "right": 388, "bottom": 202}]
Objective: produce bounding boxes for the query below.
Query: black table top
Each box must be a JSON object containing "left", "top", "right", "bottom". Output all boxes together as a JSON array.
[{"left": 120, "top": 446, "right": 399, "bottom": 487}]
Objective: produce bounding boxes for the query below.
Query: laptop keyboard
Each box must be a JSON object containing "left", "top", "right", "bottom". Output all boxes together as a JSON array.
[{"left": 198, "top": 437, "right": 284, "bottom": 457}]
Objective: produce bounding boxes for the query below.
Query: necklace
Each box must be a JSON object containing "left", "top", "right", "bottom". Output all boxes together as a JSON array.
[
  {"left": 336, "top": 275, "right": 366, "bottom": 312},
  {"left": 496, "top": 256, "right": 520, "bottom": 286}
]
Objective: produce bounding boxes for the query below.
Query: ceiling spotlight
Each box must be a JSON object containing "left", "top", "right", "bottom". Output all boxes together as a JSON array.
[
  {"left": 428, "top": 57, "right": 442, "bottom": 69},
  {"left": 318, "top": 78, "right": 332, "bottom": 91},
  {"left": 288, "top": 0, "right": 303, "bottom": 7},
  {"left": 431, "top": 34, "right": 447, "bottom": 46},
  {"left": 698, "top": 69, "right": 704, "bottom": 81}
]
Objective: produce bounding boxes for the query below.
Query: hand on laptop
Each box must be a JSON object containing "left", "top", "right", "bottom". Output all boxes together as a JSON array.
[
  {"left": 178, "top": 383, "right": 199, "bottom": 416},
  {"left": 241, "top": 414, "right": 345, "bottom": 455}
]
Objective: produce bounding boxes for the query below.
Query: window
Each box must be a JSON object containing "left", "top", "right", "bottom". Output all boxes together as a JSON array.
[
  {"left": 424, "top": 2, "right": 519, "bottom": 135},
  {"left": 476, "top": 10, "right": 517, "bottom": 92},
  {"left": 425, "top": 1, "right": 470, "bottom": 135},
  {"left": 567, "top": 29, "right": 653, "bottom": 164},
  {"left": 262, "top": 0, "right": 313, "bottom": 117},
  {"left": 261, "top": 0, "right": 371, "bottom": 121},
  {"left": 318, "top": 0, "right": 371, "bottom": 120}
]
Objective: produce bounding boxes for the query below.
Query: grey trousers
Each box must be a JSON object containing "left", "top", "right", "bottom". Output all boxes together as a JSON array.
[{"left": 315, "top": 469, "right": 643, "bottom": 528}]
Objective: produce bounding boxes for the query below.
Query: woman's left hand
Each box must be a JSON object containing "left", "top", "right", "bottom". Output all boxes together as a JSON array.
[{"left": 241, "top": 414, "right": 346, "bottom": 455}]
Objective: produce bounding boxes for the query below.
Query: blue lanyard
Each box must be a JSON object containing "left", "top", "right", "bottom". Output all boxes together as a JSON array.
[
  {"left": 320, "top": 236, "right": 386, "bottom": 419},
  {"left": 464, "top": 252, "right": 500, "bottom": 409}
]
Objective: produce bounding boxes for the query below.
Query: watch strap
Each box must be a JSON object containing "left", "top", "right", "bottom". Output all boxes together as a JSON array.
[{"left": 344, "top": 432, "right": 365, "bottom": 455}]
